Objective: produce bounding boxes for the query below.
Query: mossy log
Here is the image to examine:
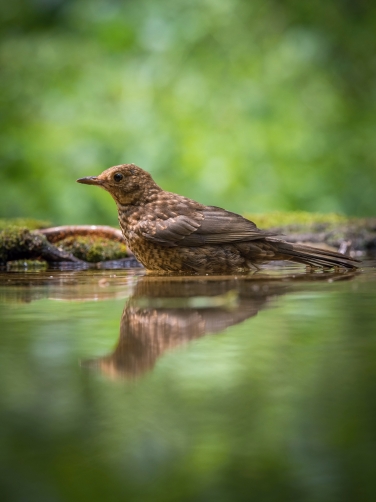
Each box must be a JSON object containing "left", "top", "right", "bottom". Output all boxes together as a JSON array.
[
  {"left": 0, "top": 227, "right": 83, "bottom": 264},
  {"left": 38, "top": 225, "right": 124, "bottom": 243},
  {"left": 1, "top": 213, "right": 375, "bottom": 269},
  {"left": 246, "top": 212, "right": 376, "bottom": 254},
  {"left": 0, "top": 220, "right": 130, "bottom": 268}
]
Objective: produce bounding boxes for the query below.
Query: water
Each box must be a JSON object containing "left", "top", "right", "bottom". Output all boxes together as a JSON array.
[{"left": 0, "top": 263, "right": 376, "bottom": 502}]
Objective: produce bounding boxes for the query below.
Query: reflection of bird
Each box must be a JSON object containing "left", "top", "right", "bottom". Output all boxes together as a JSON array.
[
  {"left": 83, "top": 276, "right": 285, "bottom": 379},
  {"left": 83, "top": 271, "right": 356, "bottom": 380},
  {"left": 77, "top": 164, "right": 359, "bottom": 273}
]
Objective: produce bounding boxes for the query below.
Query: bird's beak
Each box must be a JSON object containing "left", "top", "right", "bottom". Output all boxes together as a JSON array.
[{"left": 77, "top": 176, "right": 102, "bottom": 186}]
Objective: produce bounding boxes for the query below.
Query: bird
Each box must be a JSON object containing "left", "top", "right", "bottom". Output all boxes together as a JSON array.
[{"left": 77, "top": 164, "right": 359, "bottom": 274}]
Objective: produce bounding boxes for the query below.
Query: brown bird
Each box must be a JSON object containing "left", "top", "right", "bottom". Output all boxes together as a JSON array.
[{"left": 77, "top": 164, "right": 359, "bottom": 273}]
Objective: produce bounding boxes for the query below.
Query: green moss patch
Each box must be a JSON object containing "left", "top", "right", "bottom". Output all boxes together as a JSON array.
[
  {"left": 0, "top": 220, "right": 129, "bottom": 264},
  {"left": 0, "top": 227, "right": 47, "bottom": 263},
  {"left": 57, "top": 236, "right": 128, "bottom": 263},
  {"left": 0, "top": 218, "right": 51, "bottom": 231}
]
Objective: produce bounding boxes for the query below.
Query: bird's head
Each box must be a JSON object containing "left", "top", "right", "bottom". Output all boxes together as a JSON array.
[{"left": 77, "top": 164, "right": 160, "bottom": 206}]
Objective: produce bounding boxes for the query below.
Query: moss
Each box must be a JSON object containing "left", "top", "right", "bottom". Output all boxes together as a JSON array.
[
  {"left": 0, "top": 218, "right": 51, "bottom": 231},
  {"left": 57, "top": 236, "right": 128, "bottom": 262},
  {"left": 245, "top": 211, "right": 348, "bottom": 229},
  {"left": 242, "top": 212, "right": 376, "bottom": 252},
  {"left": 0, "top": 227, "right": 48, "bottom": 263},
  {"left": 0, "top": 219, "right": 52, "bottom": 263},
  {"left": 0, "top": 222, "right": 129, "bottom": 263}
]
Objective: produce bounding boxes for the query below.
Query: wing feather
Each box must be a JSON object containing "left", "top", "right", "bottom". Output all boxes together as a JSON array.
[{"left": 137, "top": 206, "right": 275, "bottom": 247}]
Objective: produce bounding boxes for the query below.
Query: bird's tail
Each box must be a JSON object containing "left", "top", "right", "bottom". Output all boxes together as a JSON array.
[{"left": 273, "top": 241, "right": 360, "bottom": 270}]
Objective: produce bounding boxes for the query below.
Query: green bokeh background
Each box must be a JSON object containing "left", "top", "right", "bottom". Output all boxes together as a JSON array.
[{"left": 1, "top": 0, "right": 375, "bottom": 225}]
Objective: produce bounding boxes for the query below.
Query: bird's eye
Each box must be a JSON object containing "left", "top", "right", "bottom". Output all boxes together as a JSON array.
[{"left": 114, "top": 173, "right": 123, "bottom": 182}]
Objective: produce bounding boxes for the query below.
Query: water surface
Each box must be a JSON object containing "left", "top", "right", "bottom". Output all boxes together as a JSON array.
[{"left": 1, "top": 263, "right": 376, "bottom": 502}]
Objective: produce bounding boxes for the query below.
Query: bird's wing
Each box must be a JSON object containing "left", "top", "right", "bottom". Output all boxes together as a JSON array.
[
  {"left": 137, "top": 206, "right": 276, "bottom": 247},
  {"left": 136, "top": 213, "right": 203, "bottom": 246},
  {"left": 182, "top": 207, "right": 277, "bottom": 245}
]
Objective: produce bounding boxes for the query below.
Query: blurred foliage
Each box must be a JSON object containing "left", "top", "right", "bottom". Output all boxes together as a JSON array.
[{"left": 1, "top": 0, "right": 376, "bottom": 225}]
